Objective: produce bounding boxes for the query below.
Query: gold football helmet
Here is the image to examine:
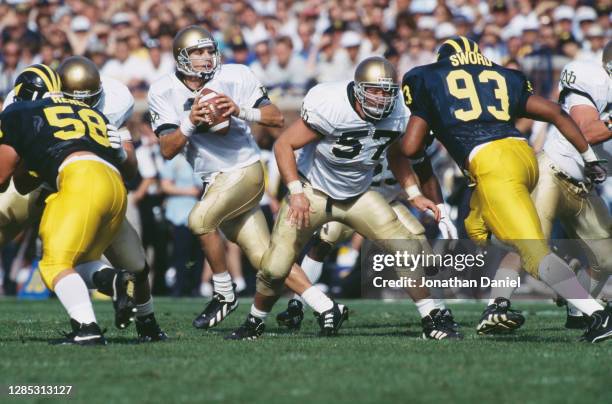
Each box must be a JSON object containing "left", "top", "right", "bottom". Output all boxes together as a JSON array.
[
  {"left": 173, "top": 25, "right": 220, "bottom": 80},
  {"left": 354, "top": 56, "right": 399, "bottom": 120},
  {"left": 57, "top": 56, "right": 102, "bottom": 107}
]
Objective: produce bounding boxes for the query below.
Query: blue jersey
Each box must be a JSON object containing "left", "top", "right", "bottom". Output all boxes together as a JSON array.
[
  {"left": 0, "top": 96, "right": 118, "bottom": 187},
  {"left": 402, "top": 54, "right": 534, "bottom": 166}
]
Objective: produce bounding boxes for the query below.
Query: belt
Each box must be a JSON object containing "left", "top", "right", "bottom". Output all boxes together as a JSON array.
[{"left": 549, "top": 164, "right": 591, "bottom": 195}]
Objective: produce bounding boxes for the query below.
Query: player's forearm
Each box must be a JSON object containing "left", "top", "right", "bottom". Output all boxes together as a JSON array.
[
  {"left": 273, "top": 137, "right": 300, "bottom": 185},
  {"left": 581, "top": 120, "right": 611, "bottom": 145},
  {"left": 255, "top": 104, "right": 285, "bottom": 128},
  {"left": 525, "top": 96, "right": 588, "bottom": 153},
  {"left": 159, "top": 130, "right": 188, "bottom": 160},
  {"left": 413, "top": 160, "right": 444, "bottom": 205},
  {"left": 119, "top": 141, "right": 138, "bottom": 182}
]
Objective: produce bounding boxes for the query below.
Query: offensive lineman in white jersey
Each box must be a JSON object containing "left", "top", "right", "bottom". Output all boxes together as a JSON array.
[
  {"left": 475, "top": 42, "right": 611, "bottom": 336},
  {"left": 276, "top": 149, "right": 461, "bottom": 336},
  {"left": 0, "top": 59, "right": 167, "bottom": 342},
  {"left": 227, "top": 57, "right": 461, "bottom": 340},
  {"left": 149, "top": 26, "right": 340, "bottom": 331}
]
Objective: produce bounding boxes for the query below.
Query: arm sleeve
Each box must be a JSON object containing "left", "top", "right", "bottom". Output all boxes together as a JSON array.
[
  {"left": 239, "top": 66, "right": 271, "bottom": 108},
  {"left": 401, "top": 70, "right": 433, "bottom": 125},
  {"left": 300, "top": 89, "right": 334, "bottom": 136},
  {"left": 514, "top": 71, "right": 535, "bottom": 116},
  {"left": 0, "top": 108, "right": 23, "bottom": 152},
  {"left": 147, "top": 87, "right": 180, "bottom": 136}
]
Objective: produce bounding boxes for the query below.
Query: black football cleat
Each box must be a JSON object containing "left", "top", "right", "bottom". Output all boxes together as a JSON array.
[
  {"left": 476, "top": 297, "right": 525, "bottom": 335},
  {"left": 439, "top": 308, "right": 460, "bottom": 333},
  {"left": 276, "top": 299, "right": 304, "bottom": 330},
  {"left": 135, "top": 314, "right": 168, "bottom": 343},
  {"left": 112, "top": 270, "right": 137, "bottom": 330},
  {"left": 565, "top": 307, "right": 590, "bottom": 330},
  {"left": 580, "top": 307, "right": 612, "bottom": 343},
  {"left": 315, "top": 302, "right": 348, "bottom": 336},
  {"left": 193, "top": 289, "right": 238, "bottom": 330},
  {"left": 421, "top": 309, "right": 463, "bottom": 340},
  {"left": 225, "top": 314, "right": 265, "bottom": 340},
  {"left": 52, "top": 319, "right": 107, "bottom": 346}
]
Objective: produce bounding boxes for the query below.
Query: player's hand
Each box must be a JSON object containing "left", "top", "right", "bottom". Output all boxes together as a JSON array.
[
  {"left": 212, "top": 94, "right": 239, "bottom": 118},
  {"left": 287, "top": 193, "right": 312, "bottom": 229},
  {"left": 107, "top": 124, "right": 127, "bottom": 163},
  {"left": 190, "top": 93, "right": 211, "bottom": 125},
  {"left": 437, "top": 203, "right": 458, "bottom": 239},
  {"left": 409, "top": 195, "right": 440, "bottom": 221},
  {"left": 584, "top": 160, "right": 607, "bottom": 184}
]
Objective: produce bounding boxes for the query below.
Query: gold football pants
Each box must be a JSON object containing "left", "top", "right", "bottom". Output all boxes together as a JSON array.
[
  {"left": 188, "top": 162, "right": 270, "bottom": 270},
  {"left": 464, "top": 138, "right": 549, "bottom": 276},
  {"left": 319, "top": 201, "right": 426, "bottom": 244},
  {"left": 0, "top": 180, "right": 45, "bottom": 247},
  {"left": 258, "top": 185, "right": 424, "bottom": 296},
  {"left": 532, "top": 153, "right": 611, "bottom": 273},
  {"left": 38, "top": 160, "right": 127, "bottom": 289}
]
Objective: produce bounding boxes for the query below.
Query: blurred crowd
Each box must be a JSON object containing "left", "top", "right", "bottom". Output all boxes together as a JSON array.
[{"left": 0, "top": 0, "right": 610, "bottom": 298}]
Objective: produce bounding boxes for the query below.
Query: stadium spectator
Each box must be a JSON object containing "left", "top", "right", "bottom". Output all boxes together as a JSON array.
[
  {"left": 0, "top": 41, "right": 21, "bottom": 99},
  {"left": 160, "top": 155, "right": 203, "bottom": 297}
]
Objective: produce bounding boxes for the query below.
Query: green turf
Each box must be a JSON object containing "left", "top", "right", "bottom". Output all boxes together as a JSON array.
[{"left": 0, "top": 297, "right": 610, "bottom": 404}]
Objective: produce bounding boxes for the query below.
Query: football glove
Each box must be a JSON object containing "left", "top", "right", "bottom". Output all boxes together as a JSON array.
[
  {"left": 107, "top": 124, "right": 128, "bottom": 163},
  {"left": 437, "top": 203, "right": 458, "bottom": 239},
  {"left": 584, "top": 160, "right": 607, "bottom": 184}
]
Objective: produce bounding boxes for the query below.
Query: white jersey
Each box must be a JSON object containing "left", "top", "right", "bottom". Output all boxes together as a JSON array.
[
  {"left": 148, "top": 64, "right": 263, "bottom": 181},
  {"left": 543, "top": 61, "right": 612, "bottom": 181},
  {"left": 2, "top": 76, "right": 134, "bottom": 140},
  {"left": 98, "top": 76, "right": 134, "bottom": 132},
  {"left": 297, "top": 81, "right": 409, "bottom": 200}
]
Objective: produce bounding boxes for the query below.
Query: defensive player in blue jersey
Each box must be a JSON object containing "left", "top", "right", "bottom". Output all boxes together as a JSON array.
[{"left": 400, "top": 36, "right": 611, "bottom": 343}]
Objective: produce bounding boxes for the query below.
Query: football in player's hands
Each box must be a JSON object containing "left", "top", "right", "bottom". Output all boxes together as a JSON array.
[{"left": 197, "top": 88, "right": 231, "bottom": 135}]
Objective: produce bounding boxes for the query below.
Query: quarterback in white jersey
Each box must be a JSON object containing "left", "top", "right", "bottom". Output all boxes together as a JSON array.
[
  {"left": 148, "top": 63, "right": 262, "bottom": 181},
  {"left": 149, "top": 26, "right": 328, "bottom": 333},
  {"left": 229, "top": 57, "right": 462, "bottom": 341}
]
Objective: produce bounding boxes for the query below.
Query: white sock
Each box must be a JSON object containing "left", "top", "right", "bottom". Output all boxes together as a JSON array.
[
  {"left": 212, "top": 271, "right": 234, "bottom": 301},
  {"left": 301, "top": 286, "right": 333, "bottom": 313},
  {"left": 538, "top": 254, "right": 602, "bottom": 316},
  {"left": 234, "top": 277, "right": 247, "bottom": 293},
  {"left": 569, "top": 270, "right": 610, "bottom": 316},
  {"left": 136, "top": 298, "right": 154, "bottom": 318},
  {"left": 488, "top": 267, "right": 521, "bottom": 305},
  {"left": 293, "top": 256, "right": 325, "bottom": 303},
  {"left": 415, "top": 298, "right": 437, "bottom": 318},
  {"left": 301, "top": 256, "right": 324, "bottom": 283},
  {"left": 433, "top": 299, "right": 446, "bottom": 310},
  {"left": 54, "top": 273, "right": 97, "bottom": 324},
  {"left": 250, "top": 304, "right": 268, "bottom": 320}
]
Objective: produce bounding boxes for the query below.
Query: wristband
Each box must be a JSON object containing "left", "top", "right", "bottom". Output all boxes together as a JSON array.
[
  {"left": 288, "top": 180, "right": 304, "bottom": 194},
  {"left": 581, "top": 145, "right": 598, "bottom": 163},
  {"left": 180, "top": 116, "right": 196, "bottom": 138},
  {"left": 406, "top": 184, "right": 422, "bottom": 200},
  {"left": 238, "top": 106, "right": 262, "bottom": 122}
]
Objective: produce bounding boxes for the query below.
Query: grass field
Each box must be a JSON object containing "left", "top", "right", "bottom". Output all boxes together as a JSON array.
[{"left": 0, "top": 297, "right": 610, "bottom": 404}]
